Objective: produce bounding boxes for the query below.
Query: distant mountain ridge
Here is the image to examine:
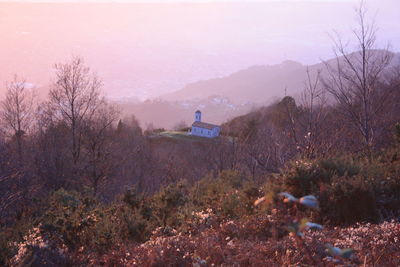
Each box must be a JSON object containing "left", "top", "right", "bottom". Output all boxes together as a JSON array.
[
  {"left": 162, "top": 60, "right": 312, "bottom": 104},
  {"left": 120, "top": 51, "right": 399, "bottom": 129},
  {"left": 161, "top": 51, "right": 400, "bottom": 105}
]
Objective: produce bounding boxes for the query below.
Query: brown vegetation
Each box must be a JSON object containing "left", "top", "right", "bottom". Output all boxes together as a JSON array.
[{"left": 1, "top": 4, "right": 400, "bottom": 266}]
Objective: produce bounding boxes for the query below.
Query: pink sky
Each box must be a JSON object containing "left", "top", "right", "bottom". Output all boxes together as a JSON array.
[{"left": 0, "top": 0, "right": 398, "bottom": 99}]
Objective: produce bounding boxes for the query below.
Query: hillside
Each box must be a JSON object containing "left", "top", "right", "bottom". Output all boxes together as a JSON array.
[
  {"left": 2, "top": 70, "right": 400, "bottom": 265},
  {"left": 115, "top": 96, "right": 256, "bottom": 129},
  {"left": 149, "top": 131, "right": 216, "bottom": 143},
  {"left": 115, "top": 51, "right": 400, "bottom": 129},
  {"left": 116, "top": 60, "right": 311, "bottom": 129},
  {"left": 162, "top": 60, "right": 307, "bottom": 104},
  {"left": 162, "top": 51, "right": 400, "bottom": 105}
]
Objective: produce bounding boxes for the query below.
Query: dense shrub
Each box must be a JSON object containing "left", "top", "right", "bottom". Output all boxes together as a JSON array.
[
  {"left": 395, "top": 123, "right": 400, "bottom": 144},
  {"left": 319, "top": 158, "right": 360, "bottom": 177},
  {"left": 282, "top": 159, "right": 325, "bottom": 197},
  {"left": 190, "top": 170, "right": 260, "bottom": 218},
  {"left": 39, "top": 188, "right": 155, "bottom": 252},
  {"left": 3, "top": 148, "right": 400, "bottom": 265},
  {"left": 120, "top": 188, "right": 154, "bottom": 242},
  {"left": 151, "top": 181, "right": 190, "bottom": 228},
  {"left": 321, "top": 175, "right": 378, "bottom": 225},
  {"left": 0, "top": 230, "right": 11, "bottom": 266},
  {"left": 78, "top": 216, "right": 400, "bottom": 267},
  {"left": 282, "top": 157, "right": 360, "bottom": 198},
  {"left": 0, "top": 211, "right": 41, "bottom": 266},
  {"left": 40, "top": 189, "right": 98, "bottom": 249},
  {"left": 267, "top": 156, "right": 399, "bottom": 225}
]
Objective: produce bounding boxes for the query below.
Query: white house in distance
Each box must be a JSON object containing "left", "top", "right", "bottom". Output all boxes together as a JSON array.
[{"left": 189, "top": 110, "right": 221, "bottom": 138}]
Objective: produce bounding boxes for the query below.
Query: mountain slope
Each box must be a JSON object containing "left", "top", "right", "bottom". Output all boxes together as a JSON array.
[
  {"left": 161, "top": 51, "right": 400, "bottom": 105},
  {"left": 121, "top": 51, "right": 399, "bottom": 129},
  {"left": 162, "top": 60, "right": 312, "bottom": 104}
]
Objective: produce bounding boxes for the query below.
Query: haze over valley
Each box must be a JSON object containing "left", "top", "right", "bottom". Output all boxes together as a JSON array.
[{"left": 1, "top": 1, "right": 398, "bottom": 126}]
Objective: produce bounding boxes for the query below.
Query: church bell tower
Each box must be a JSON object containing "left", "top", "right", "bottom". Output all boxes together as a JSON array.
[{"left": 195, "top": 110, "right": 201, "bottom": 122}]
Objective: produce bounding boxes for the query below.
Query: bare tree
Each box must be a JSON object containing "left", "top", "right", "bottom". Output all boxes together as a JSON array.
[
  {"left": 49, "top": 56, "right": 102, "bottom": 176},
  {"left": 323, "top": 1, "right": 393, "bottom": 155},
  {"left": 0, "top": 75, "right": 35, "bottom": 163},
  {"left": 173, "top": 120, "right": 188, "bottom": 131},
  {"left": 300, "top": 68, "right": 327, "bottom": 158},
  {"left": 82, "top": 101, "right": 119, "bottom": 196}
]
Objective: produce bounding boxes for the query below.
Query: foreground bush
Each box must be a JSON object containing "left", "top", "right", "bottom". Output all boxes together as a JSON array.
[
  {"left": 76, "top": 216, "right": 400, "bottom": 266},
  {"left": 3, "top": 149, "right": 400, "bottom": 265},
  {"left": 190, "top": 170, "right": 260, "bottom": 218},
  {"left": 276, "top": 154, "right": 400, "bottom": 225}
]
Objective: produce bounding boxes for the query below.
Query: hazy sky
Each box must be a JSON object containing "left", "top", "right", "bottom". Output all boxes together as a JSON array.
[
  {"left": 0, "top": 0, "right": 362, "bottom": 2},
  {"left": 0, "top": 0, "right": 398, "bottom": 100}
]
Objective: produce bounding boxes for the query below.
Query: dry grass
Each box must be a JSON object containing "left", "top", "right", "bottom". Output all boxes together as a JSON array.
[{"left": 72, "top": 214, "right": 400, "bottom": 266}]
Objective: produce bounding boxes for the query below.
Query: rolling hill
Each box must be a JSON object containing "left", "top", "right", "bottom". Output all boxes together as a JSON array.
[
  {"left": 119, "top": 51, "right": 400, "bottom": 129},
  {"left": 161, "top": 51, "right": 400, "bottom": 105}
]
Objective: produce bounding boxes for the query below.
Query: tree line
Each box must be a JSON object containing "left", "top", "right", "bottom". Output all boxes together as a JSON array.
[{"left": 1, "top": 2, "right": 399, "bottom": 225}]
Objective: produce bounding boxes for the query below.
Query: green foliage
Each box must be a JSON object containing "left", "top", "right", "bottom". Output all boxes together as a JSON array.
[
  {"left": 190, "top": 170, "right": 260, "bottom": 218},
  {"left": 151, "top": 182, "right": 189, "bottom": 228},
  {"left": 317, "top": 153, "right": 400, "bottom": 224},
  {"left": 282, "top": 158, "right": 360, "bottom": 198},
  {"left": 318, "top": 158, "right": 360, "bottom": 177},
  {"left": 40, "top": 189, "right": 95, "bottom": 249},
  {"left": 40, "top": 188, "right": 154, "bottom": 251},
  {"left": 321, "top": 175, "right": 378, "bottom": 225},
  {"left": 122, "top": 187, "right": 142, "bottom": 209},
  {"left": 282, "top": 160, "right": 328, "bottom": 197},
  {"left": 0, "top": 206, "right": 44, "bottom": 266},
  {"left": 116, "top": 201, "right": 153, "bottom": 243},
  {"left": 275, "top": 156, "right": 398, "bottom": 225},
  {"left": 3, "top": 150, "right": 400, "bottom": 264}
]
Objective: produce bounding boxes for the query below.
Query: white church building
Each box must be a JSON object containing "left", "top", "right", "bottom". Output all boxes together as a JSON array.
[{"left": 189, "top": 110, "right": 221, "bottom": 138}]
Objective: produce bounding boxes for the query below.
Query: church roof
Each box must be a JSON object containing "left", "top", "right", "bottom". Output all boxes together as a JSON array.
[{"left": 192, "top": 121, "right": 220, "bottom": 130}]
